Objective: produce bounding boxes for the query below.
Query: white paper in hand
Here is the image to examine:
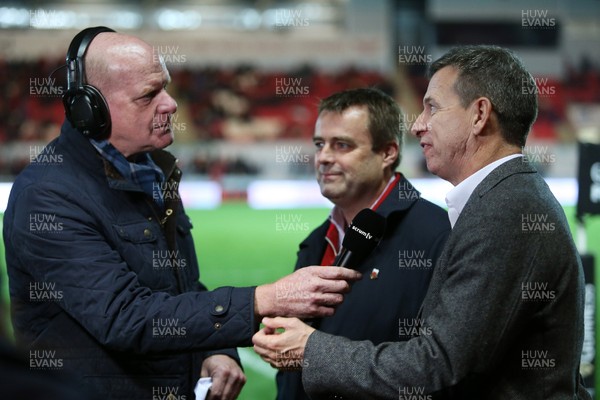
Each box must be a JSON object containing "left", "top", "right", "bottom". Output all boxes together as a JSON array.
[{"left": 194, "top": 377, "right": 213, "bottom": 400}]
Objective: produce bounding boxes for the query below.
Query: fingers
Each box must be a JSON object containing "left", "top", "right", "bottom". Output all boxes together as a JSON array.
[
  {"left": 301, "top": 297, "right": 344, "bottom": 317},
  {"left": 208, "top": 374, "right": 245, "bottom": 400},
  {"left": 256, "top": 266, "right": 363, "bottom": 319},
  {"left": 252, "top": 329, "right": 279, "bottom": 366},
  {"left": 208, "top": 368, "right": 245, "bottom": 400},
  {"left": 313, "top": 277, "right": 352, "bottom": 295},
  {"left": 252, "top": 317, "right": 314, "bottom": 370},
  {"left": 261, "top": 316, "right": 301, "bottom": 330},
  {"left": 208, "top": 373, "right": 245, "bottom": 400},
  {"left": 252, "top": 320, "right": 282, "bottom": 353},
  {"left": 310, "top": 266, "right": 362, "bottom": 281},
  {"left": 300, "top": 266, "right": 362, "bottom": 296},
  {"left": 262, "top": 324, "right": 277, "bottom": 335},
  {"left": 276, "top": 278, "right": 348, "bottom": 319},
  {"left": 202, "top": 355, "right": 246, "bottom": 400}
]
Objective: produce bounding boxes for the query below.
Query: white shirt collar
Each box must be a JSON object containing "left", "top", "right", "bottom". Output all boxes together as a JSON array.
[{"left": 445, "top": 154, "right": 522, "bottom": 228}]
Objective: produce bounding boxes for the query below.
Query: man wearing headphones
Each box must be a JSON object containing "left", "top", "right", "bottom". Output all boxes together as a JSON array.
[{"left": 3, "top": 27, "right": 360, "bottom": 400}]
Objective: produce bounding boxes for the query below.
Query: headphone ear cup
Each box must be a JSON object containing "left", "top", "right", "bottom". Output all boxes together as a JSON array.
[{"left": 64, "top": 84, "right": 111, "bottom": 140}]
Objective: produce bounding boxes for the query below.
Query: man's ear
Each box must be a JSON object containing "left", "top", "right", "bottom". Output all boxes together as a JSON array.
[
  {"left": 381, "top": 141, "right": 399, "bottom": 169},
  {"left": 471, "top": 97, "right": 493, "bottom": 136}
]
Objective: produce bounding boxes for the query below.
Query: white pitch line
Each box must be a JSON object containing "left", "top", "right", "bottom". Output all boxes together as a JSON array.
[{"left": 238, "top": 347, "right": 277, "bottom": 378}]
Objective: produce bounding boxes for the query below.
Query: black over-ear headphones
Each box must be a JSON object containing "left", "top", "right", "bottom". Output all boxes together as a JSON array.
[{"left": 63, "top": 26, "right": 115, "bottom": 140}]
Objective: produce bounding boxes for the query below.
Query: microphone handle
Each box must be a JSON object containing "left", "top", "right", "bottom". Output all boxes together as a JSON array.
[{"left": 333, "top": 248, "right": 351, "bottom": 267}]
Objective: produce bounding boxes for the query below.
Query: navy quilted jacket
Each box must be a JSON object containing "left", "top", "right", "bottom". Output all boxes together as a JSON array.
[{"left": 3, "top": 123, "right": 256, "bottom": 399}]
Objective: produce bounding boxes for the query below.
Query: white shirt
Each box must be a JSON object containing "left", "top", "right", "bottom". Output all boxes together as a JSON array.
[{"left": 445, "top": 154, "right": 522, "bottom": 228}]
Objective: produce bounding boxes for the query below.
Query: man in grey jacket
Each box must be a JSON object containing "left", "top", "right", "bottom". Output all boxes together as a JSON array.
[{"left": 253, "top": 45, "right": 591, "bottom": 399}]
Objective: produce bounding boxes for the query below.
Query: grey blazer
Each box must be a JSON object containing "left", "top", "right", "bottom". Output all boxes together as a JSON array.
[{"left": 303, "top": 158, "right": 591, "bottom": 399}]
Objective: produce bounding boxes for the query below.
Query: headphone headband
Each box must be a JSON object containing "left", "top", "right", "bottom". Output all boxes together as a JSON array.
[
  {"left": 65, "top": 26, "right": 115, "bottom": 94},
  {"left": 63, "top": 26, "right": 115, "bottom": 139}
]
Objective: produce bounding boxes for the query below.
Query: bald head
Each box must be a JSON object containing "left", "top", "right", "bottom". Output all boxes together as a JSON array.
[
  {"left": 85, "top": 32, "right": 164, "bottom": 94},
  {"left": 74, "top": 29, "right": 177, "bottom": 156}
]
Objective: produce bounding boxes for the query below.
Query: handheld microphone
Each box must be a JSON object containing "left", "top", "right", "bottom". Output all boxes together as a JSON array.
[
  {"left": 305, "top": 208, "right": 386, "bottom": 328},
  {"left": 334, "top": 208, "right": 386, "bottom": 268}
]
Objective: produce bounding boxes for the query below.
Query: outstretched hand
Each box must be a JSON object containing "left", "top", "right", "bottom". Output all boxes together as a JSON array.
[{"left": 255, "top": 266, "right": 362, "bottom": 319}]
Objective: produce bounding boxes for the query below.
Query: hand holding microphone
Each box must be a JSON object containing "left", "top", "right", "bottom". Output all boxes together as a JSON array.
[
  {"left": 253, "top": 208, "right": 388, "bottom": 363},
  {"left": 254, "top": 209, "right": 385, "bottom": 319}
]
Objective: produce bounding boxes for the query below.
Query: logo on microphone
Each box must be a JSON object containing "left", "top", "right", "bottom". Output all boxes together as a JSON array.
[{"left": 350, "top": 224, "right": 373, "bottom": 240}]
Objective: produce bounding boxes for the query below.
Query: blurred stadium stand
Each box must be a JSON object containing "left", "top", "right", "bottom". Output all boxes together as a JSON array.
[{"left": 0, "top": 0, "right": 598, "bottom": 184}]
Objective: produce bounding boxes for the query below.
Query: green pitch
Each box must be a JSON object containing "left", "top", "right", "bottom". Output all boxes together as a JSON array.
[{"left": 1, "top": 204, "right": 599, "bottom": 399}]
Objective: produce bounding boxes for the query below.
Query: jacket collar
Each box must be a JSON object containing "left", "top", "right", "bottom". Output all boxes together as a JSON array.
[
  {"left": 59, "top": 122, "right": 180, "bottom": 192},
  {"left": 375, "top": 173, "right": 421, "bottom": 218},
  {"left": 59, "top": 121, "right": 105, "bottom": 174},
  {"left": 475, "top": 157, "right": 537, "bottom": 199}
]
